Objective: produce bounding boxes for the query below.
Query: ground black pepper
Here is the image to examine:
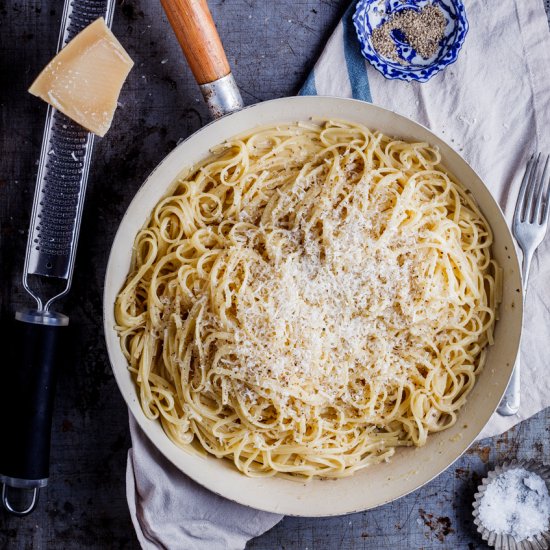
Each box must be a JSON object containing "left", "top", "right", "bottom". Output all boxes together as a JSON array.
[{"left": 371, "top": 4, "right": 446, "bottom": 65}]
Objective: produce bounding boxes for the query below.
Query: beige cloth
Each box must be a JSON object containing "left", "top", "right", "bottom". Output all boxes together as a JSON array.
[
  {"left": 126, "top": 416, "right": 282, "bottom": 549},
  {"left": 311, "top": 0, "right": 550, "bottom": 440}
]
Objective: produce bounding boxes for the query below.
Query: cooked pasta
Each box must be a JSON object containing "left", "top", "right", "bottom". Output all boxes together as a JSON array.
[{"left": 115, "top": 120, "right": 500, "bottom": 479}]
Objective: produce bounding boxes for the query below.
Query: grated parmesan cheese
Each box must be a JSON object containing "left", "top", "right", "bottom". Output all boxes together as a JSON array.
[{"left": 209, "top": 174, "right": 454, "bottom": 410}]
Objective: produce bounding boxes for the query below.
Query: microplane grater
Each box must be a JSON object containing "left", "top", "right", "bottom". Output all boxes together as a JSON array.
[
  {"left": 26, "top": 0, "right": 115, "bottom": 290},
  {"left": 0, "top": 0, "right": 118, "bottom": 518}
]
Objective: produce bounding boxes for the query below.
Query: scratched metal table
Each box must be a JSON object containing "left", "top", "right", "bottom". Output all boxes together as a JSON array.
[{"left": 0, "top": 1, "right": 548, "bottom": 548}]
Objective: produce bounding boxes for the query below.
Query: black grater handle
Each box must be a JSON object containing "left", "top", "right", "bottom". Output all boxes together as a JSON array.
[{"left": 0, "top": 310, "right": 68, "bottom": 516}]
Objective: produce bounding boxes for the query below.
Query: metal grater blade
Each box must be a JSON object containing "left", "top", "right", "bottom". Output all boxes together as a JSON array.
[{"left": 26, "top": 0, "right": 116, "bottom": 280}]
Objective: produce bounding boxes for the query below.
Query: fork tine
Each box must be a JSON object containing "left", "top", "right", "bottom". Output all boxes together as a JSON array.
[
  {"left": 514, "top": 154, "right": 536, "bottom": 223},
  {"left": 524, "top": 152, "right": 542, "bottom": 223},
  {"left": 533, "top": 154, "right": 550, "bottom": 224},
  {"left": 540, "top": 155, "right": 550, "bottom": 225}
]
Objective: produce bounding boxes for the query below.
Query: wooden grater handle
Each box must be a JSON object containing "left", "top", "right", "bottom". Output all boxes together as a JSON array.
[{"left": 160, "top": 0, "right": 230, "bottom": 85}]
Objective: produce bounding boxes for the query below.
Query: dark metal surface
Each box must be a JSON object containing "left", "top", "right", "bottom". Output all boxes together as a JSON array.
[{"left": 0, "top": 1, "right": 548, "bottom": 548}]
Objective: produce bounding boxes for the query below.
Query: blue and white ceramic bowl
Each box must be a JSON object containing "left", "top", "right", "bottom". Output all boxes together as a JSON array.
[{"left": 353, "top": 0, "right": 468, "bottom": 82}]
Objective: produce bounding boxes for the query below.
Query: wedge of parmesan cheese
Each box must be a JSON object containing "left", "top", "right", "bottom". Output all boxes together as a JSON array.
[{"left": 28, "top": 18, "right": 134, "bottom": 137}]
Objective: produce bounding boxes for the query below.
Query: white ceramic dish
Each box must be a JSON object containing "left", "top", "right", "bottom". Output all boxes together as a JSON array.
[{"left": 103, "top": 95, "right": 522, "bottom": 517}]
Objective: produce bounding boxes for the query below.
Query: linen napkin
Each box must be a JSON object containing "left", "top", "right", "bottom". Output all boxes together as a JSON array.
[
  {"left": 126, "top": 416, "right": 282, "bottom": 549},
  {"left": 300, "top": 0, "right": 550, "bottom": 440},
  {"left": 126, "top": 1, "right": 550, "bottom": 547}
]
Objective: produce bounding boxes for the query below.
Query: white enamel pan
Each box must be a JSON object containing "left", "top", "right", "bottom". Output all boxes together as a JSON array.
[{"left": 103, "top": 0, "right": 522, "bottom": 516}]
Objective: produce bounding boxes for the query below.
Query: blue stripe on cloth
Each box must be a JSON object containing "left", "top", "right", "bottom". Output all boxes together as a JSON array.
[
  {"left": 299, "top": 68, "right": 317, "bottom": 96},
  {"left": 342, "top": 2, "right": 372, "bottom": 102},
  {"left": 298, "top": 2, "right": 372, "bottom": 102}
]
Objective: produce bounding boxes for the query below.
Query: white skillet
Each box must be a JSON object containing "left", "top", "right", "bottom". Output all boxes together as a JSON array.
[{"left": 103, "top": 0, "right": 522, "bottom": 516}]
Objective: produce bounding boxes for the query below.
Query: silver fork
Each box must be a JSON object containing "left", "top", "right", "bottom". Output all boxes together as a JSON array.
[{"left": 497, "top": 153, "right": 550, "bottom": 416}]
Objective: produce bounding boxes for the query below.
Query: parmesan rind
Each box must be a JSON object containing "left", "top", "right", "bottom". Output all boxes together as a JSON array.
[{"left": 29, "top": 18, "right": 134, "bottom": 137}]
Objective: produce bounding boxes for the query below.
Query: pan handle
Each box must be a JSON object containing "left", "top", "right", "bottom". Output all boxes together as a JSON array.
[{"left": 160, "top": 0, "right": 243, "bottom": 118}]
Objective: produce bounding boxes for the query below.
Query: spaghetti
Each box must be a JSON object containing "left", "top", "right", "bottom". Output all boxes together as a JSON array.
[{"left": 115, "top": 120, "right": 499, "bottom": 479}]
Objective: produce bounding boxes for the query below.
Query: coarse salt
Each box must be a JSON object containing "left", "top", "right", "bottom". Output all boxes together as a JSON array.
[{"left": 478, "top": 467, "right": 550, "bottom": 541}]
